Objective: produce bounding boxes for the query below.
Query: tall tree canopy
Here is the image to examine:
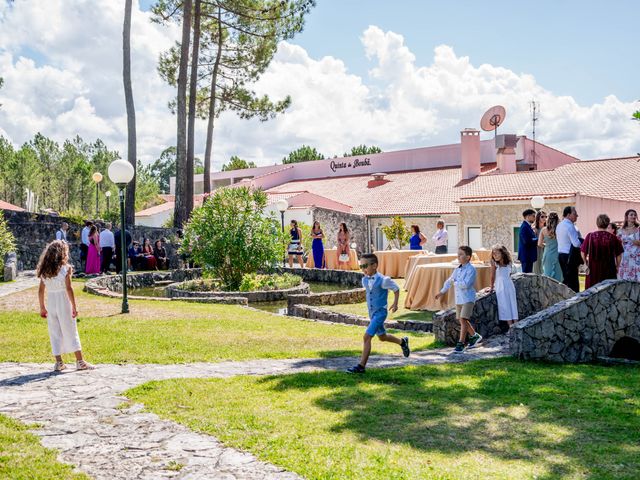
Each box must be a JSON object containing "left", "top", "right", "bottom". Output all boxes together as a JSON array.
[
  {"left": 152, "top": 0, "right": 315, "bottom": 227},
  {"left": 343, "top": 144, "right": 382, "bottom": 157},
  {"left": 282, "top": 145, "right": 324, "bottom": 164},
  {"left": 221, "top": 155, "right": 256, "bottom": 171}
]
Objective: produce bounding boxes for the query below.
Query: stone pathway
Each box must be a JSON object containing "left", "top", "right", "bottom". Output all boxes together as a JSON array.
[
  {"left": 0, "top": 337, "right": 508, "bottom": 479},
  {"left": 0, "top": 270, "right": 39, "bottom": 297}
]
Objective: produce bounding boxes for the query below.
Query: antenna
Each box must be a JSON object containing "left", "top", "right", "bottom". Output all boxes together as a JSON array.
[
  {"left": 530, "top": 100, "right": 540, "bottom": 162},
  {"left": 480, "top": 105, "right": 507, "bottom": 142}
]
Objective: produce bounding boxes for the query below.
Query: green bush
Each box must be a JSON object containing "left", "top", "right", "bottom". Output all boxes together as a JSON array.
[
  {"left": 239, "top": 273, "right": 301, "bottom": 292},
  {"left": 181, "top": 187, "right": 287, "bottom": 291},
  {"left": 381, "top": 216, "right": 411, "bottom": 249},
  {"left": 0, "top": 216, "right": 16, "bottom": 275}
]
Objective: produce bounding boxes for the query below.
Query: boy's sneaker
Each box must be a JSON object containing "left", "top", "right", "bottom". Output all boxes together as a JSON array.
[
  {"left": 453, "top": 342, "right": 465, "bottom": 354},
  {"left": 401, "top": 337, "right": 411, "bottom": 357},
  {"left": 467, "top": 333, "right": 483, "bottom": 349},
  {"left": 346, "top": 364, "right": 366, "bottom": 374}
]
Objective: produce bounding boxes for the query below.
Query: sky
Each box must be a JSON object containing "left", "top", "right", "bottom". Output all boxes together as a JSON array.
[{"left": 1, "top": 0, "right": 638, "bottom": 170}]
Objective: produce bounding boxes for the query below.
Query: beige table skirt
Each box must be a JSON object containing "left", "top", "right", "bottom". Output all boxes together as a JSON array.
[
  {"left": 404, "top": 254, "right": 459, "bottom": 290},
  {"left": 374, "top": 250, "right": 423, "bottom": 278},
  {"left": 306, "top": 248, "right": 359, "bottom": 270},
  {"left": 404, "top": 262, "right": 492, "bottom": 311},
  {"left": 474, "top": 249, "right": 493, "bottom": 262}
]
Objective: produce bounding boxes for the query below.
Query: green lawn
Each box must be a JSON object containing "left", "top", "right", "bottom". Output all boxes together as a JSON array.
[
  {"left": 127, "top": 358, "right": 640, "bottom": 480},
  {"left": 326, "top": 278, "right": 435, "bottom": 323},
  {"left": 0, "top": 283, "right": 434, "bottom": 363},
  {"left": 0, "top": 414, "right": 88, "bottom": 480}
]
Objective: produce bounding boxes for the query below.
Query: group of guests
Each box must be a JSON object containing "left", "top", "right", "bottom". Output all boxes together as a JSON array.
[
  {"left": 59, "top": 221, "right": 169, "bottom": 274},
  {"left": 288, "top": 220, "right": 354, "bottom": 270},
  {"left": 409, "top": 221, "right": 449, "bottom": 253},
  {"left": 518, "top": 207, "right": 640, "bottom": 292}
]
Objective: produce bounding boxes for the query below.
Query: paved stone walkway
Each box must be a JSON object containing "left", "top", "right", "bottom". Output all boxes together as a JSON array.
[
  {"left": 0, "top": 270, "right": 39, "bottom": 297},
  {"left": 0, "top": 337, "right": 508, "bottom": 479}
]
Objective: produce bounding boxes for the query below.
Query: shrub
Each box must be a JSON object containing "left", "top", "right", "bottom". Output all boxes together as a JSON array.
[
  {"left": 182, "top": 187, "right": 287, "bottom": 291},
  {"left": 239, "top": 273, "right": 301, "bottom": 292},
  {"left": 0, "top": 215, "right": 16, "bottom": 275},
  {"left": 381, "top": 216, "right": 411, "bottom": 249}
]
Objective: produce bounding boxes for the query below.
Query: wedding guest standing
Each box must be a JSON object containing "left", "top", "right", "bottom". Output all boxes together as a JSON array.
[
  {"left": 580, "top": 214, "right": 624, "bottom": 289},
  {"left": 311, "top": 221, "right": 325, "bottom": 269},
  {"left": 80, "top": 221, "right": 92, "bottom": 270},
  {"left": 617, "top": 209, "right": 640, "bottom": 281},
  {"left": 606, "top": 222, "right": 619, "bottom": 236},
  {"left": 532, "top": 211, "right": 547, "bottom": 274},
  {"left": 153, "top": 240, "right": 168, "bottom": 270},
  {"left": 518, "top": 209, "right": 538, "bottom": 273},
  {"left": 288, "top": 220, "right": 304, "bottom": 268},
  {"left": 85, "top": 225, "right": 101, "bottom": 275},
  {"left": 556, "top": 206, "right": 582, "bottom": 292},
  {"left": 432, "top": 221, "right": 448, "bottom": 254},
  {"left": 99, "top": 222, "right": 115, "bottom": 274},
  {"left": 538, "top": 212, "right": 563, "bottom": 281},
  {"left": 55, "top": 222, "right": 69, "bottom": 243},
  {"left": 336, "top": 222, "right": 351, "bottom": 270},
  {"left": 409, "top": 225, "right": 427, "bottom": 250}
]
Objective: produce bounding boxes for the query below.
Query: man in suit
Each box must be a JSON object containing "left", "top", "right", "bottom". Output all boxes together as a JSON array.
[{"left": 518, "top": 209, "right": 538, "bottom": 273}]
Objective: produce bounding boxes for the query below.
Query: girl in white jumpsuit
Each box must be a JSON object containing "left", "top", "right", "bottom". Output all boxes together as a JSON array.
[{"left": 37, "top": 240, "right": 95, "bottom": 372}]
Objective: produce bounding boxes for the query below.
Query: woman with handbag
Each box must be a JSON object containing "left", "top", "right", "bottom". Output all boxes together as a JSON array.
[
  {"left": 336, "top": 222, "right": 351, "bottom": 270},
  {"left": 580, "top": 214, "right": 623, "bottom": 289},
  {"left": 288, "top": 220, "right": 304, "bottom": 268}
]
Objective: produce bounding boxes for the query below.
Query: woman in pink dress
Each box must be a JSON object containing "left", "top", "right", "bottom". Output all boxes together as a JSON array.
[
  {"left": 85, "top": 225, "right": 101, "bottom": 275},
  {"left": 336, "top": 222, "right": 351, "bottom": 270},
  {"left": 617, "top": 209, "right": 640, "bottom": 281}
]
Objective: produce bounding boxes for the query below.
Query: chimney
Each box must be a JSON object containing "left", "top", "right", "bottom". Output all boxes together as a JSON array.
[
  {"left": 495, "top": 134, "right": 517, "bottom": 173},
  {"left": 461, "top": 128, "right": 480, "bottom": 180},
  {"left": 367, "top": 173, "right": 390, "bottom": 188}
]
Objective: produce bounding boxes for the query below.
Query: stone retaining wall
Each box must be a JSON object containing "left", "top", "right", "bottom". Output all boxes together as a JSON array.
[
  {"left": 433, "top": 274, "right": 575, "bottom": 346},
  {"left": 276, "top": 266, "right": 363, "bottom": 286},
  {"left": 287, "top": 288, "right": 366, "bottom": 312},
  {"left": 3, "top": 210, "right": 180, "bottom": 270},
  {"left": 510, "top": 279, "right": 640, "bottom": 363},
  {"left": 3, "top": 252, "right": 17, "bottom": 281},
  {"left": 167, "top": 282, "right": 310, "bottom": 302},
  {"left": 288, "top": 304, "right": 432, "bottom": 332}
]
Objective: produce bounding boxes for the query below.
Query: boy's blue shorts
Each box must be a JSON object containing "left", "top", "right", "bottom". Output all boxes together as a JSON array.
[{"left": 366, "top": 311, "right": 387, "bottom": 336}]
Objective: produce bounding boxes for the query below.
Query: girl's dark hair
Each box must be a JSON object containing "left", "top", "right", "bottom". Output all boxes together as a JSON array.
[
  {"left": 534, "top": 211, "right": 547, "bottom": 230},
  {"left": 339, "top": 222, "right": 348, "bottom": 233},
  {"left": 154, "top": 240, "right": 162, "bottom": 248},
  {"left": 608, "top": 223, "right": 619, "bottom": 235},
  {"left": 411, "top": 225, "right": 420, "bottom": 234},
  {"left": 547, "top": 212, "right": 559, "bottom": 238},
  {"left": 290, "top": 220, "right": 298, "bottom": 227},
  {"left": 36, "top": 240, "right": 70, "bottom": 279},
  {"left": 89, "top": 225, "right": 97, "bottom": 236},
  {"left": 312, "top": 221, "right": 321, "bottom": 231},
  {"left": 491, "top": 244, "right": 512, "bottom": 266},
  {"left": 623, "top": 209, "right": 639, "bottom": 229}
]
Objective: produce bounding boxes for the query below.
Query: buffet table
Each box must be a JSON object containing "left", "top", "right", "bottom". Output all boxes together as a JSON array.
[{"left": 305, "top": 248, "right": 359, "bottom": 270}]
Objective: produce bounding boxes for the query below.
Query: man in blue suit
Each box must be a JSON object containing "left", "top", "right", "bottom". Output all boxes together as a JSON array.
[{"left": 518, "top": 209, "right": 538, "bottom": 273}]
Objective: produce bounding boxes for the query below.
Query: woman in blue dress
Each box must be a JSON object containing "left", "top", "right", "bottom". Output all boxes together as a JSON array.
[
  {"left": 311, "top": 221, "right": 325, "bottom": 268},
  {"left": 409, "top": 225, "right": 427, "bottom": 250},
  {"left": 288, "top": 220, "right": 304, "bottom": 268}
]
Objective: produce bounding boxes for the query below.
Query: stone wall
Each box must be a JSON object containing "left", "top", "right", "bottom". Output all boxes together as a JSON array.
[
  {"left": 2, "top": 210, "right": 180, "bottom": 270},
  {"left": 458, "top": 202, "right": 575, "bottom": 251},
  {"left": 368, "top": 214, "right": 459, "bottom": 252},
  {"left": 433, "top": 273, "right": 575, "bottom": 346},
  {"left": 312, "top": 207, "right": 367, "bottom": 255},
  {"left": 287, "top": 288, "right": 366, "bottom": 312},
  {"left": 167, "top": 282, "right": 310, "bottom": 302},
  {"left": 275, "top": 266, "right": 363, "bottom": 286},
  {"left": 510, "top": 279, "right": 640, "bottom": 363}
]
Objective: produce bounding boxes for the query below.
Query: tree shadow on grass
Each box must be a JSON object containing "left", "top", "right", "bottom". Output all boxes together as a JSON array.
[{"left": 260, "top": 358, "right": 640, "bottom": 480}]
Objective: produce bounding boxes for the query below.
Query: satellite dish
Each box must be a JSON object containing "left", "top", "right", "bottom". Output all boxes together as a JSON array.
[{"left": 480, "top": 105, "right": 506, "bottom": 132}]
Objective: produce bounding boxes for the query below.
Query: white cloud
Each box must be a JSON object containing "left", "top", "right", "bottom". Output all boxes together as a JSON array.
[{"left": 0, "top": 4, "right": 637, "bottom": 172}]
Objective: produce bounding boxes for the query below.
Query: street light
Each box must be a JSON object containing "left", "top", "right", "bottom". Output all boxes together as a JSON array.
[
  {"left": 531, "top": 195, "right": 545, "bottom": 212},
  {"left": 92, "top": 172, "right": 103, "bottom": 217},
  {"left": 107, "top": 160, "right": 134, "bottom": 314},
  {"left": 276, "top": 199, "right": 289, "bottom": 268},
  {"left": 105, "top": 190, "right": 112, "bottom": 212}
]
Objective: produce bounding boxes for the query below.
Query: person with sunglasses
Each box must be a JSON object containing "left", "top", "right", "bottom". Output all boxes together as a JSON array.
[{"left": 346, "top": 253, "right": 410, "bottom": 374}]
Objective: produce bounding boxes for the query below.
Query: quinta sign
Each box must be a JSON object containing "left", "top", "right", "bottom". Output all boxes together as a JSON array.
[{"left": 329, "top": 157, "right": 372, "bottom": 173}]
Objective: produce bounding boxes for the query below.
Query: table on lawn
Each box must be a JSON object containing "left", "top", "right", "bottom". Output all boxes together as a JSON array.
[{"left": 306, "top": 249, "right": 359, "bottom": 270}]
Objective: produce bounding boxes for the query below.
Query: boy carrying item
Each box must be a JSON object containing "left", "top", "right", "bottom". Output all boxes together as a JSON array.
[
  {"left": 346, "top": 253, "right": 410, "bottom": 374},
  {"left": 435, "top": 246, "right": 482, "bottom": 354}
]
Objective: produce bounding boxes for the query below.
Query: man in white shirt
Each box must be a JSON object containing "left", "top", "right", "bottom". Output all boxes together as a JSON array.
[
  {"left": 556, "top": 206, "right": 582, "bottom": 292},
  {"left": 80, "top": 221, "right": 92, "bottom": 270},
  {"left": 432, "top": 220, "right": 448, "bottom": 254},
  {"left": 55, "top": 222, "right": 69, "bottom": 243},
  {"left": 99, "top": 222, "right": 115, "bottom": 274}
]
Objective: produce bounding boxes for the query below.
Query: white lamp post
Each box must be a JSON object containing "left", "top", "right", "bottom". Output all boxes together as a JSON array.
[
  {"left": 105, "top": 190, "right": 112, "bottom": 212},
  {"left": 531, "top": 195, "right": 545, "bottom": 212},
  {"left": 276, "top": 199, "right": 289, "bottom": 267},
  {"left": 108, "top": 159, "right": 135, "bottom": 314},
  {"left": 92, "top": 172, "right": 103, "bottom": 217}
]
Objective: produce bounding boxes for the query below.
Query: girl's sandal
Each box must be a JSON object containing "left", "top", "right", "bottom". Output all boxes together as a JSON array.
[
  {"left": 76, "top": 360, "right": 96, "bottom": 371},
  {"left": 53, "top": 361, "right": 66, "bottom": 372}
]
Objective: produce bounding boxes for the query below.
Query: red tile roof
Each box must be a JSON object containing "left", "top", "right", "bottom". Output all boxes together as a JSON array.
[{"left": 0, "top": 200, "right": 25, "bottom": 212}]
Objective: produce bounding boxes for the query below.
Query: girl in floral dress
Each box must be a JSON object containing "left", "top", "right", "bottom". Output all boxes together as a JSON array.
[{"left": 617, "top": 209, "right": 640, "bottom": 281}]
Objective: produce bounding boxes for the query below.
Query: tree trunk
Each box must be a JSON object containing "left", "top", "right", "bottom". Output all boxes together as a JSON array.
[
  {"left": 186, "top": 0, "right": 201, "bottom": 211},
  {"left": 174, "top": 0, "right": 193, "bottom": 228},
  {"left": 203, "top": 6, "right": 223, "bottom": 194},
  {"left": 123, "top": 0, "right": 137, "bottom": 226}
]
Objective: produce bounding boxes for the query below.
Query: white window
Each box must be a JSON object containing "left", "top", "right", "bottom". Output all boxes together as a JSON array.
[
  {"left": 465, "top": 225, "right": 483, "bottom": 251},
  {"left": 375, "top": 227, "right": 387, "bottom": 251},
  {"left": 445, "top": 223, "right": 458, "bottom": 251}
]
